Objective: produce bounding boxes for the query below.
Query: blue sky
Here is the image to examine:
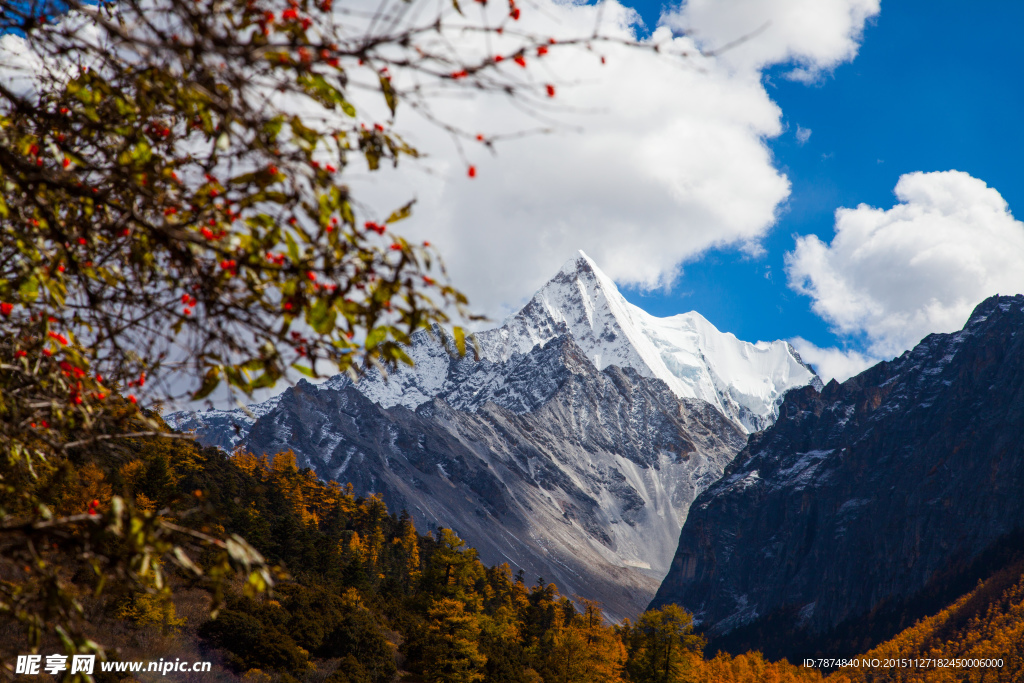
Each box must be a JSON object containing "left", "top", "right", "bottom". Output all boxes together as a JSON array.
[{"left": 615, "top": 0, "right": 1024, "bottom": 369}]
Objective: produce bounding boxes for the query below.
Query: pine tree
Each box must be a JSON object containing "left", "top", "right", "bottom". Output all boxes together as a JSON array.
[
  {"left": 624, "top": 605, "right": 704, "bottom": 683},
  {"left": 424, "top": 598, "right": 488, "bottom": 683}
]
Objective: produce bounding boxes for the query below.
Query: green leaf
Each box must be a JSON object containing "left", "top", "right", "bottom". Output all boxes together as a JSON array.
[
  {"left": 391, "top": 345, "right": 414, "bottom": 367},
  {"left": 285, "top": 232, "right": 300, "bottom": 264},
  {"left": 263, "top": 115, "right": 285, "bottom": 140},
  {"left": 380, "top": 76, "right": 397, "bottom": 116},
  {"left": 385, "top": 199, "right": 416, "bottom": 224},
  {"left": 308, "top": 298, "right": 334, "bottom": 335},
  {"left": 229, "top": 171, "right": 261, "bottom": 186},
  {"left": 250, "top": 372, "right": 277, "bottom": 390},
  {"left": 289, "top": 116, "right": 320, "bottom": 151},
  {"left": 292, "top": 363, "right": 316, "bottom": 378},
  {"left": 341, "top": 200, "right": 355, "bottom": 226},
  {"left": 298, "top": 73, "right": 355, "bottom": 116},
  {"left": 191, "top": 367, "right": 221, "bottom": 400},
  {"left": 224, "top": 366, "right": 252, "bottom": 392},
  {"left": 453, "top": 326, "right": 467, "bottom": 356},
  {"left": 365, "top": 327, "right": 387, "bottom": 349},
  {"left": 18, "top": 275, "right": 39, "bottom": 302}
]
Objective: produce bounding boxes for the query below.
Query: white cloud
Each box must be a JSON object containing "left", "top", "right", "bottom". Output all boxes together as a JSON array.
[
  {"left": 786, "top": 170, "right": 1024, "bottom": 360},
  {"left": 2, "top": 0, "right": 879, "bottom": 326},
  {"left": 789, "top": 337, "right": 876, "bottom": 383},
  {"left": 795, "top": 125, "right": 811, "bottom": 144},
  {"left": 661, "top": 0, "right": 879, "bottom": 80},
  {"left": 349, "top": 0, "right": 878, "bottom": 320}
]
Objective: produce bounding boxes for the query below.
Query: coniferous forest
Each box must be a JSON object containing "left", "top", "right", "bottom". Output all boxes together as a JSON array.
[{"left": 4, "top": 421, "right": 1020, "bottom": 682}]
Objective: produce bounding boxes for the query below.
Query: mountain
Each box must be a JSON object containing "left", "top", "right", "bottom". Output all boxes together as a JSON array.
[
  {"left": 321, "top": 251, "right": 819, "bottom": 434},
  {"left": 242, "top": 336, "right": 746, "bottom": 620},
  {"left": 651, "top": 294, "right": 1024, "bottom": 656},
  {"left": 161, "top": 396, "right": 282, "bottom": 451},
  {"left": 166, "top": 251, "right": 818, "bottom": 619}
]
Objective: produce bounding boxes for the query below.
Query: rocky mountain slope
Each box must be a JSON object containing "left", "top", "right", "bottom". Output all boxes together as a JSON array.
[
  {"left": 166, "top": 252, "right": 818, "bottom": 618},
  {"left": 651, "top": 294, "right": 1024, "bottom": 651},
  {"left": 243, "top": 336, "right": 745, "bottom": 619}
]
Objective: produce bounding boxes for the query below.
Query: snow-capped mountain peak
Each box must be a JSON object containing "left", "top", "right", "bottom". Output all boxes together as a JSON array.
[
  {"left": 191, "top": 251, "right": 816, "bottom": 434},
  {"left": 478, "top": 251, "right": 819, "bottom": 432}
]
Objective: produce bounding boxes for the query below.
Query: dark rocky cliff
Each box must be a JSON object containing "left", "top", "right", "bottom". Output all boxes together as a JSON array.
[{"left": 651, "top": 294, "right": 1024, "bottom": 652}]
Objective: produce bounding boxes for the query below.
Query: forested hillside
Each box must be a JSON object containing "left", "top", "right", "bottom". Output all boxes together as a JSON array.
[
  {"left": 2, "top": 425, "right": 818, "bottom": 683},
  {"left": 4, "top": 425, "right": 1020, "bottom": 683},
  {"left": 823, "top": 560, "right": 1024, "bottom": 683}
]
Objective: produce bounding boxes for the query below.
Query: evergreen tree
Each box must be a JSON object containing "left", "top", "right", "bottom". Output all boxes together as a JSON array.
[
  {"left": 424, "top": 598, "right": 488, "bottom": 683},
  {"left": 624, "top": 605, "right": 704, "bottom": 683}
]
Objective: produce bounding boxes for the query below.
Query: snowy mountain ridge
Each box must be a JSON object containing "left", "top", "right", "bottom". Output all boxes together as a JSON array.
[{"left": 326, "top": 251, "right": 819, "bottom": 433}]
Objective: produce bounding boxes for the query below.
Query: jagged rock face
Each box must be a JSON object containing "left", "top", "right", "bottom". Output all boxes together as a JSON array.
[
  {"left": 652, "top": 295, "right": 1024, "bottom": 639},
  {"left": 244, "top": 335, "right": 746, "bottom": 621}
]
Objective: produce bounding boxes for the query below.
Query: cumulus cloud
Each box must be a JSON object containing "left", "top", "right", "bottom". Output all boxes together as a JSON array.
[
  {"left": 348, "top": 0, "right": 878, "bottom": 320},
  {"left": 786, "top": 170, "right": 1024, "bottom": 361},
  {"left": 2, "top": 0, "right": 879, "bottom": 324},
  {"left": 795, "top": 125, "right": 812, "bottom": 144},
  {"left": 790, "top": 337, "right": 876, "bottom": 383},
  {"left": 661, "top": 0, "right": 879, "bottom": 79}
]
